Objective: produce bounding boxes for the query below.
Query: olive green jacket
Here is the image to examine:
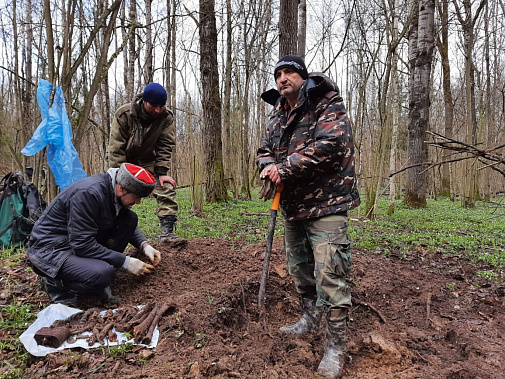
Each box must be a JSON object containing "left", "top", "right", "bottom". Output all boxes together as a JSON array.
[{"left": 108, "top": 94, "right": 175, "bottom": 176}]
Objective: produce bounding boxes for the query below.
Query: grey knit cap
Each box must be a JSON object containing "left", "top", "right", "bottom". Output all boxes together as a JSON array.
[{"left": 116, "top": 163, "right": 155, "bottom": 198}]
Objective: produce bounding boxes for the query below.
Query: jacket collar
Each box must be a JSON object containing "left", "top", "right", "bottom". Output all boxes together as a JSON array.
[{"left": 260, "top": 73, "right": 340, "bottom": 108}]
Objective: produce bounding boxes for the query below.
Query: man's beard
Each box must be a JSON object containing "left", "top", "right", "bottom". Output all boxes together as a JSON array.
[
  {"left": 141, "top": 104, "right": 159, "bottom": 120},
  {"left": 116, "top": 194, "right": 132, "bottom": 209}
]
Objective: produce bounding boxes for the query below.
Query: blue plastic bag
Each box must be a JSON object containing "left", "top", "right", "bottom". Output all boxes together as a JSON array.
[{"left": 21, "top": 79, "right": 87, "bottom": 190}]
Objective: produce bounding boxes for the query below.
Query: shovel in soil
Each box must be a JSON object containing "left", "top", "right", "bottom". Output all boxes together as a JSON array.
[{"left": 258, "top": 186, "right": 282, "bottom": 310}]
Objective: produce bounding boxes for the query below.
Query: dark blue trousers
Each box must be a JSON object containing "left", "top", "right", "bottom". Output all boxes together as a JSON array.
[{"left": 34, "top": 208, "right": 138, "bottom": 295}]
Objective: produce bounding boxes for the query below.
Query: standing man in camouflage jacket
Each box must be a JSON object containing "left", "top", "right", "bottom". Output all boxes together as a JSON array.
[
  {"left": 256, "top": 55, "right": 360, "bottom": 378},
  {"left": 109, "top": 83, "right": 186, "bottom": 246}
]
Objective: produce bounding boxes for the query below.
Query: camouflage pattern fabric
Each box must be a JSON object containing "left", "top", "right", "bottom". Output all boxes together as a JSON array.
[
  {"left": 108, "top": 94, "right": 178, "bottom": 217},
  {"left": 256, "top": 73, "right": 360, "bottom": 221},
  {"left": 108, "top": 94, "right": 175, "bottom": 178},
  {"left": 318, "top": 308, "right": 347, "bottom": 377},
  {"left": 284, "top": 213, "right": 352, "bottom": 309}
]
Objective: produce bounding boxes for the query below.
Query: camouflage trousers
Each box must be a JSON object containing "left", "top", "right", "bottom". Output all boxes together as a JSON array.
[
  {"left": 284, "top": 213, "right": 352, "bottom": 309},
  {"left": 153, "top": 178, "right": 178, "bottom": 218}
]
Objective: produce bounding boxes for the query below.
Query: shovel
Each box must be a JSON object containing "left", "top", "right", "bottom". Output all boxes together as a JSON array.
[{"left": 258, "top": 185, "right": 283, "bottom": 310}]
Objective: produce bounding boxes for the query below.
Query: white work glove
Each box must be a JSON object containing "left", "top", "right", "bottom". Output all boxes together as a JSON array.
[
  {"left": 143, "top": 244, "right": 161, "bottom": 266},
  {"left": 122, "top": 256, "right": 154, "bottom": 276}
]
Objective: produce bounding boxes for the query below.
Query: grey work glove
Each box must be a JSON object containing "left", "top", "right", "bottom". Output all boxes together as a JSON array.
[
  {"left": 122, "top": 256, "right": 154, "bottom": 276},
  {"left": 259, "top": 178, "right": 276, "bottom": 201}
]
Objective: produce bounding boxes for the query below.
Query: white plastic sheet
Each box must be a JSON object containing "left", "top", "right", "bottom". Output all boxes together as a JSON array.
[{"left": 19, "top": 303, "right": 159, "bottom": 357}]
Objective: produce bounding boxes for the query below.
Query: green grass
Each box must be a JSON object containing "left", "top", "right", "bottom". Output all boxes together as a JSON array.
[
  {"left": 136, "top": 187, "right": 284, "bottom": 244},
  {"left": 348, "top": 196, "right": 505, "bottom": 268},
  {"left": 0, "top": 304, "right": 36, "bottom": 331},
  {"left": 0, "top": 301, "right": 35, "bottom": 378},
  {"left": 135, "top": 188, "right": 505, "bottom": 270},
  {"left": 1, "top": 190, "right": 504, "bottom": 378}
]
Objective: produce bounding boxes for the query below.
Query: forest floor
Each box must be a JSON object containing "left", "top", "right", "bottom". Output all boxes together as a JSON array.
[{"left": 2, "top": 235, "right": 505, "bottom": 378}]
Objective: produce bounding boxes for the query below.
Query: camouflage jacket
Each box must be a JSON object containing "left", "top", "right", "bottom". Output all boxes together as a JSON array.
[
  {"left": 108, "top": 94, "right": 175, "bottom": 176},
  {"left": 256, "top": 73, "right": 360, "bottom": 220}
]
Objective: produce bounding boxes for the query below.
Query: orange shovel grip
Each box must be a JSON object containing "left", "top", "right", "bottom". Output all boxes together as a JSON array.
[{"left": 271, "top": 187, "right": 282, "bottom": 211}]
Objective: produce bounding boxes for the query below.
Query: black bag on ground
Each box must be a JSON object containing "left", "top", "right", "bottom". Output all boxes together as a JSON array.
[{"left": 0, "top": 172, "right": 47, "bottom": 249}]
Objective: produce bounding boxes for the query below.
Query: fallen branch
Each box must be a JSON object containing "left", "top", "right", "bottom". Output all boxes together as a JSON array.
[
  {"left": 426, "top": 292, "right": 432, "bottom": 324},
  {"left": 242, "top": 212, "right": 269, "bottom": 216},
  {"left": 390, "top": 132, "right": 505, "bottom": 178},
  {"left": 353, "top": 299, "right": 387, "bottom": 323}
]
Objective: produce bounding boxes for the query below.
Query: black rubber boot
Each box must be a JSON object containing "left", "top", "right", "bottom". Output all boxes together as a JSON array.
[
  {"left": 101, "top": 286, "right": 121, "bottom": 304},
  {"left": 43, "top": 277, "right": 77, "bottom": 306},
  {"left": 317, "top": 308, "right": 347, "bottom": 378},
  {"left": 159, "top": 215, "right": 187, "bottom": 247},
  {"left": 279, "top": 297, "right": 323, "bottom": 334}
]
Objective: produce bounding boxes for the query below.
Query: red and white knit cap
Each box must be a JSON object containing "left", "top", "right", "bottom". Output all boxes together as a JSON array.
[{"left": 116, "top": 163, "right": 155, "bottom": 198}]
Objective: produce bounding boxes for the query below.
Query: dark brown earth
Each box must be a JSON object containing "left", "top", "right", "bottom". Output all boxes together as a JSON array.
[{"left": 2, "top": 237, "right": 505, "bottom": 378}]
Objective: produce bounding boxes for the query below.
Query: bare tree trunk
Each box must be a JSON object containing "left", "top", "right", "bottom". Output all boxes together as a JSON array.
[
  {"left": 199, "top": 0, "right": 229, "bottom": 203},
  {"left": 170, "top": 0, "right": 178, "bottom": 181},
  {"left": 100, "top": 78, "right": 111, "bottom": 173},
  {"left": 43, "top": 0, "right": 56, "bottom": 84},
  {"left": 73, "top": 1, "right": 122, "bottom": 149},
  {"left": 23, "top": 0, "right": 35, "bottom": 177},
  {"left": 405, "top": 0, "right": 435, "bottom": 208},
  {"left": 165, "top": 0, "right": 172, "bottom": 105},
  {"left": 388, "top": 0, "right": 400, "bottom": 215},
  {"left": 42, "top": 0, "right": 58, "bottom": 200},
  {"left": 482, "top": 1, "right": 491, "bottom": 200},
  {"left": 144, "top": 0, "right": 153, "bottom": 83},
  {"left": 436, "top": 0, "right": 455, "bottom": 199},
  {"left": 12, "top": 0, "right": 26, "bottom": 173},
  {"left": 171, "top": 0, "right": 177, "bottom": 112},
  {"left": 453, "top": 0, "right": 486, "bottom": 208},
  {"left": 127, "top": 0, "right": 137, "bottom": 98},
  {"left": 223, "top": 0, "right": 233, "bottom": 188},
  {"left": 297, "top": 0, "right": 306, "bottom": 58},
  {"left": 279, "top": 0, "right": 298, "bottom": 57},
  {"left": 121, "top": 2, "right": 129, "bottom": 97}
]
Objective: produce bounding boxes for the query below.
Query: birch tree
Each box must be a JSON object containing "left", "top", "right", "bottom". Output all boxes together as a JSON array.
[
  {"left": 435, "top": 0, "right": 455, "bottom": 199},
  {"left": 452, "top": 0, "right": 487, "bottom": 208}
]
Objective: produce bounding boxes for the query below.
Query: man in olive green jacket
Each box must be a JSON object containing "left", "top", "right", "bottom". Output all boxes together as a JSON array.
[{"left": 108, "top": 83, "right": 186, "bottom": 246}]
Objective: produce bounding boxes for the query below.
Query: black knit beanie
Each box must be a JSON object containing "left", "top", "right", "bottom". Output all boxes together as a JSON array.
[
  {"left": 274, "top": 55, "right": 309, "bottom": 80},
  {"left": 116, "top": 163, "right": 156, "bottom": 198}
]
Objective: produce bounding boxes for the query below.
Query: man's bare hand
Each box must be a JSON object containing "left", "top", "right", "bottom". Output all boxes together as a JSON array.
[
  {"left": 260, "top": 164, "right": 281, "bottom": 185},
  {"left": 159, "top": 175, "right": 176, "bottom": 189}
]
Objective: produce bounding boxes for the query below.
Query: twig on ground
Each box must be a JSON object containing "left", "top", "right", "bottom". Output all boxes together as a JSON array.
[
  {"left": 426, "top": 292, "right": 432, "bottom": 324},
  {"left": 353, "top": 299, "right": 387, "bottom": 323}
]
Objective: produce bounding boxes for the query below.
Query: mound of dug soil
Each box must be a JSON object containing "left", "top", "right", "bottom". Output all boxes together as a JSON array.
[{"left": 22, "top": 238, "right": 505, "bottom": 378}]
